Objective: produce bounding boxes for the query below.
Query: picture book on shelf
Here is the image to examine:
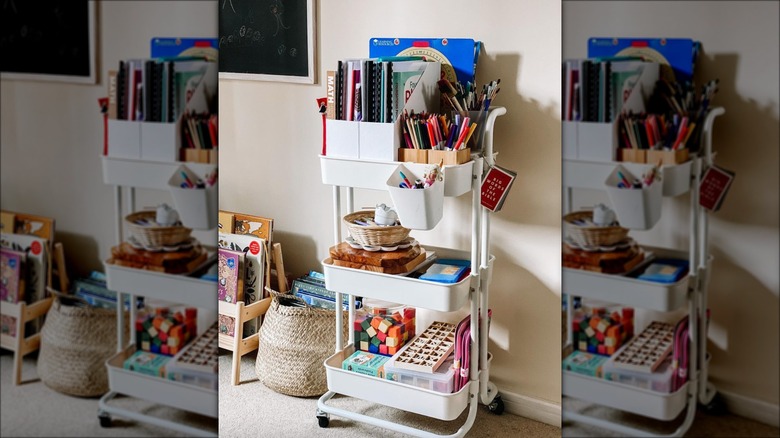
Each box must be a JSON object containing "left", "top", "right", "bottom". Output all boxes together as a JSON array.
[
  {"left": 217, "top": 247, "right": 244, "bottom": 304},
  {"left": 1, "top": 247, "right": 25, "bottom": 303}
]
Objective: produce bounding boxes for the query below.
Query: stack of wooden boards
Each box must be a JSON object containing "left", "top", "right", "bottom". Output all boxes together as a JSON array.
[
  {"left": 562, "top": 240, "right": 645, "bottom": 274},
  {"left": 109, "top": 241, "right": 207, "bottom": 274},
  {"left": 328, "top": 241, "right": 427, "bottom": 275}
]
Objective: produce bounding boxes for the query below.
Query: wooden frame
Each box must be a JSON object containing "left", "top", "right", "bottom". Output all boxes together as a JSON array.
[
  {"left": 218, "top": 0, "right": 316, "bottom": 84},
  {"left": 1, "top": 0, "right": 97, "bottom": 84}
]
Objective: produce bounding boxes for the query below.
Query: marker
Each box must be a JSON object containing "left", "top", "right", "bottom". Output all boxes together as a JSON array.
[
  {"left": 180, "top": 171, "right": 194, "bottom": 187},
  {"left": 399, "top": 171, "right": 412, "bottom": 188}
]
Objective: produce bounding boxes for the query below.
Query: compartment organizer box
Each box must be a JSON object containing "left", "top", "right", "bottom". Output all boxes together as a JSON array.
[
  {"left": 316, "top": 106, "right": 507, "bottom": 437},
  {"left": 561, "top": 107, "right": 725, "bottom": 436}
]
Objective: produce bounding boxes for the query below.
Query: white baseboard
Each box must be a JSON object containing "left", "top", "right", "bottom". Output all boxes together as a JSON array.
[
  {"left": 501, "top": 390, "right": 562, "bottom": 428},
  {"left": 719, "top": 389, "right": 780, "bottom": 428}
]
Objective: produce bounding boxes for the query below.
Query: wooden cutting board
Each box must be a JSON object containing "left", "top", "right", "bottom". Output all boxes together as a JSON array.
[
  {"left": 330, "top": 250, "right": 428, "bottom": 274},
  {"left": 109, "top": 242, "right": 207, "bottom": 274},
  {"left": 329, "top": 242, "right": 422, "bottom": 268},
  {"left": 562, "top": 243, "right": 645, "bottom": 274}
]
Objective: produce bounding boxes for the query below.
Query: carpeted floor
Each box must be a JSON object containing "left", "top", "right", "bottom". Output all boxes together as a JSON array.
[
  {"left": 562, "top": 397, "right": 780, "bottom": 437},
  {"left": 3, "top": 348, "right": 778, "bottom": 437},
  {"left": 218, "top": 350, "right": 561, "bottom": 438},
  {"left": 0, "top": 349, "right": 216, "bottom": 437}
]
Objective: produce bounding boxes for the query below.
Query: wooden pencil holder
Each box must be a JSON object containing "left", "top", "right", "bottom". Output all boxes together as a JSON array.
[
  {"left": 647, "top": 148, "right": 689, "bottom": 166},
  {"left": 397, "top": 148, "right": 428, "bottom": 164},
  {"left": 619, "top": 148, "right": 647, "bottom": 164},
  {"left": 427, "top": 148, "right": 471, "bottom": 166},
  {"left": 182, "top": 148, "right": 218, "bottom": 164}
]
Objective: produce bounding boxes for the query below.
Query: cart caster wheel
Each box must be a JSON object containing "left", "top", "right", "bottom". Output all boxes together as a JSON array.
[
  {"left": 488, "top": 395, "right": 505, "bottom": 415},
  {"left": 701, "top": 392, "right": 727, "bottom": 416},
  {"left": 98, "top": 413, "right": 112, "bottom": 428},
  {"left": 317, "top": 415, "right": 330, "bottom": 428}
]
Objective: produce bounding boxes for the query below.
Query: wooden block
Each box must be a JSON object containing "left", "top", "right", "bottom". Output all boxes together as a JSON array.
[
  {"left": 330, "top": 250, "right": 427, "bottom": 275},
  {"left": 378, "top": 319, "right": 392, "bottom": 333},
  {"left": 366, "top": 326, "right": 377, "bottom": 338},
  {"left": 376, "top": 331, "right": 387, "bottom": 342},
  {"left": 379, "top": 344, "right": 388, "bottom": 355},
  {"left": 386, "top": 337, "right": 398, "bottom": 348},
  {"left": 584, "top": 326, "right": 595, "bottom": 338}
]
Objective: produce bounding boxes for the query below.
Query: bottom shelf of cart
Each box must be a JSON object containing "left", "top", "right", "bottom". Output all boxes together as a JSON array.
[
  {"left": 562, "top": 371, "right": 689, "bottom": 421},
  {"left": 325, "top": 344, "right": 484, "bottom": 422},
  {"left": 105, "top": 345, "right": 218, "bottom": 418}
]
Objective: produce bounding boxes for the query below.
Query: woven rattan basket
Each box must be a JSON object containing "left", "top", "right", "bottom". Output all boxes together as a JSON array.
[
  {"left": 343, "top": 210, "right": 411, "bottom": 247},
  {"left": 125, "top": 210, "right": 192, "bottom": 247},
  {"left": 563, "top": 210, "right": 629, "bottom": 247},
  {"left": 255, "top": 288, "right": 348, "bottom": 397},
  {"left": 38, "top": 293, "right": 128, "bottom": 397}
]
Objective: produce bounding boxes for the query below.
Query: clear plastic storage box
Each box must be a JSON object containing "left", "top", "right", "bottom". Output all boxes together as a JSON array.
[
  {"left": 602, "top": 356, "right": 674, "bottom": 393},
  {"left": 384, "top": 356, "right": 455, "bottom": 394}
]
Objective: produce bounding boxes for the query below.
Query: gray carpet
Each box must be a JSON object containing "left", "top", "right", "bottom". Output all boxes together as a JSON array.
[
  {"left": 562, "top": 396, "right": 780, "bottom": 437},
  {"left": 0, "top": 349, "right": 217, "bottom": 437},
  {"left": 218, "top": 350, "right": 560, "bottom": 438}
]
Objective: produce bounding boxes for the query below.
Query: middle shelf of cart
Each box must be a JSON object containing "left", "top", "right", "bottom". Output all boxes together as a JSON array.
[
  {"left": 321, "top": 245, "right": 492, "bottom": 313},
  {"left": 563, "top": 246, "right": 711, "bottom": 312}
]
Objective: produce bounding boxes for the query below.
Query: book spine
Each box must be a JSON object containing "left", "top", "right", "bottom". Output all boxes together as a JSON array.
[
  {"left": 107, "top": 70, "right": 118, "bottom": 120},
  {"left": 117, "top": 61, "right": 127, "bottom": 120},
  {"left": 326, "top": 70, "right": 336, "bottom": 120}
]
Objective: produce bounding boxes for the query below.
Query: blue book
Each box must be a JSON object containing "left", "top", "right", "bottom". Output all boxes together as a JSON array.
[{"left": 419, "top": 259, "right": 470, "bottom": 283}]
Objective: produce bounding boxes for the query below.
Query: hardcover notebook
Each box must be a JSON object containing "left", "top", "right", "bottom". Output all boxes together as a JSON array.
[
  {"left": 217, "top": 248, "right": 244, "bottom": 304},
  {"left": 480, "top": 165, "right": 517, "bottom": 212}
]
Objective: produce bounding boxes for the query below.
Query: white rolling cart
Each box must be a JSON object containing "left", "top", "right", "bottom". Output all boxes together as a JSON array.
[
  {"left": 97, "top": 156, "right": 218, "bottom": 437},
  {"left": 561, "top": 107, "right": 725, "bottom": 437},
  {"left": 316, "top": 107, "right": 507, "bottom": 437}
]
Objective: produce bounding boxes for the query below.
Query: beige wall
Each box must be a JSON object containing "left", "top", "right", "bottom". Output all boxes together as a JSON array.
[
  {"left": 220, "top": 0, "right": 563, "bottom": 405},
  {"left": 563, "top": 1, "right": 780, "bottom": 407},
  {"left": 1, "top": 1, "right": 217, "bottom": 278}
]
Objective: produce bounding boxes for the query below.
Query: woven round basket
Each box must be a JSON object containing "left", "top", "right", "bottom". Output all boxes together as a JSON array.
[
  {"left": 125, "top": 210, "right": 192, "bottom": 247},
  {"left": 38, "top": 294, "right": 127, "bottom": 397},
  {"left": 343, "top": 210, "right": 410, "bottom": 247},
  {"left": 563, "top": 210, "right": 629, "bottom": 247},
  {"left": 255, "top": 288, "right": 348, "bottom": 397}
]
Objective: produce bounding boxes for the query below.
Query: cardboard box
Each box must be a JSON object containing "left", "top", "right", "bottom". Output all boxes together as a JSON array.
[{"left": 342, "top": 350, "right": 390, "bottom": 378}]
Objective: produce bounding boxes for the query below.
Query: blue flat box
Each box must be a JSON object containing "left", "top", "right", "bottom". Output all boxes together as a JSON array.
[
  {"left": 419, "top": 259, "right": 470, "bottom": 283},
  {"left": 638, "top": 259, "right": 689, "bottom": 283}
]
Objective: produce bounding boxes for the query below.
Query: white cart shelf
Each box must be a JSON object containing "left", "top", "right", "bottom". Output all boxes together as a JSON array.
[
  {"left": 316, "top": 107, "right": 507, "bottom": 437},
  {"left": 98, "top": 155, "right": 218, "bottom": 437},
  {"left": 562, "top": 107, "right": 725, "bottom": 437}
]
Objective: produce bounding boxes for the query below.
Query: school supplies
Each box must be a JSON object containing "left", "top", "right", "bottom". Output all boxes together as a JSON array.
[
  {"left": 342, "top": 350, "right": 390, "bottom": 378},
  {"left": 419, "top": 259, "right": 470, "bottom": 283},
  {"left": 562, "top": 350, "right": 609, "bottom": 378},
  {"left": 453, "top": 310, "right": 492, "bottom": 391},
  {"left": 609, "top": 321, "right": 675, "bottom": 373},
  {"left": 391, "top": 321, "right": 456, "bottom": 374}
]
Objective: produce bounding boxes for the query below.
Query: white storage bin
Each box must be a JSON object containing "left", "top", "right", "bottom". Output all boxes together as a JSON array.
[
  {"left": 562, "top": 120, "right": 578, "bottom": 160},
  {"left": 386, "top": 163, "right": 444, "bottom": 230},
  {"left": 602, "top": 357, "right": 674, "bottom": 394},
  {"left": 359, "top": 121, "right": 399, "bottom": 161},
  {"left": 141, "top": 121, "right": 179, "bottom": 162},
  {"left": 108, "top": 119, "right": 142, "bottom": 159},
  {"left": 167, "top": 164, "right": 218, "bottom": 230},
  {"left": 604, "top": 164, "right": 662, "bottom": 230},
  {"left": 325, "top": 119, "right": 360, "bottom": 159},
  {"left": 385, "top": 356, "right": 455, "bottom": 394},
  {"left": 577, "top": 121, "right": 616, "bottom": 162}
]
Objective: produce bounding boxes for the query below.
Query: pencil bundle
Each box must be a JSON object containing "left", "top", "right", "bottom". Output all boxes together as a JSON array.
[
  {"left": 649, "top": 78, "right": 719, "bottom": 152},
  {"left": 400, "top": 111, "right": 476, "bottom": 151},
  {"left": 438, "top": 78, "right": 501, "bottom": 116},
  {"left": 618, "top": 112, "right": 696, "bottom": 151}
]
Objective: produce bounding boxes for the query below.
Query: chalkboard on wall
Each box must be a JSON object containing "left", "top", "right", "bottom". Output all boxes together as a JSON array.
[
  {"left": 0, "top": 0, "right": 97, "bottom": 84},
  {"left": 219, "top": 0, "right": 316, "bottom": 84}
]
